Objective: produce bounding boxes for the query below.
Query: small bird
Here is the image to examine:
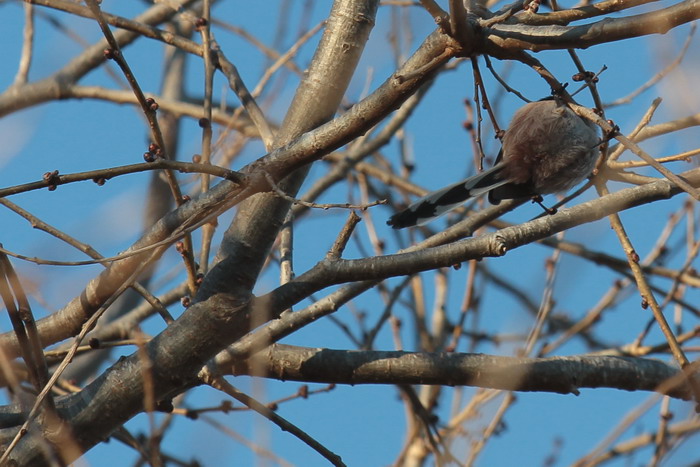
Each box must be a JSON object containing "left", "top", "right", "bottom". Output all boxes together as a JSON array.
[{"left": 387, "top": 97, "right": 600, "bottom": 229}]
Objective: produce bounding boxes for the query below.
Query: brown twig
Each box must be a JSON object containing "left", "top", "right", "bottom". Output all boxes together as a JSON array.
[
  {"left": 264, "top": 172, "right": 386, "bottom": 211},
  {"left": 0, "top": 248, "right": 160, "bottom": 463},
  {"left": 201, "top": 372, "right": 346, "bottom": 467},
  {"left": 327, "top": 211, "right": 362, "bottom": 259},
  {"left": 0, "top": 159, "right": 244, "bottom": 199},
  {"left": 594, "top": 181, "right": 700, "bottom": 404}
]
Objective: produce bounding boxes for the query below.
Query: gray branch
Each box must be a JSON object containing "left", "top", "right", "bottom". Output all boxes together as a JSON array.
[{"left": 229, "top": 344, "right": 692, "bottom": 400}]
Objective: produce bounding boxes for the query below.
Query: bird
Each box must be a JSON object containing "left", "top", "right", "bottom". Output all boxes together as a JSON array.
[{"left": 387, "top": 97, "right": 601, "bottom": 229}]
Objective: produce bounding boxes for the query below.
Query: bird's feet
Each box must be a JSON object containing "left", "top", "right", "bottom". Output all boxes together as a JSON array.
[{"left": 531, "top": 195, "right": 557, "bottom": 215}]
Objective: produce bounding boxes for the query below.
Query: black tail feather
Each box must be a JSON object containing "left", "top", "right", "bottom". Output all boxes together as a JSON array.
[{"left": 387, "top": 163, "right": 508, "bottom": 229}]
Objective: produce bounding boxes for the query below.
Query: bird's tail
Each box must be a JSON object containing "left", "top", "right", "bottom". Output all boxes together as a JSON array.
[{"left": 387, "top": 163, "right": 508, "bottom": 229}]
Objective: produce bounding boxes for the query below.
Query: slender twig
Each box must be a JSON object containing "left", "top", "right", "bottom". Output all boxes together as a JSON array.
[
  {"left": 0, "top": 198, "right": 175, "bottom": 324},
  {"left": 327, "top": 212, "right": 362, "bottom": 259},
  {"left": 575, "top": 105, "right": 700, "bottom": 201},
  {"left": 83, "top": 0, "right": 184, "bottom": 204},
  {"left": 608, "top": 97, "right": 663, "bottom": 163},
  {"left": 215, "top": 49, "right": 275, "bottom": 149},
  {"left": 84, "top": 0, "right": 201, "bottom": 296},
  {"left": 13, "top": 2, "right": 34, "bottom": 86},
  {"left": 483, "top": 55, "right": 530, "bottom": 103},
  {"left": 595, "top": 181, "right": 700, "bottom": 403},
  {"left": 575, "top": 393, "right": 662, "bottom": 466},
  {"left": 607, "top": 22, "right": 696, "bottom": 108},
  {"left": 197, "top": 1, "right": 216, "bottom": 276},
  {"left": 27, "top": 0, "right": 204, "bottom": 57},
  {"left": 0, "top": 249, "right": 160, "bottom": 463},
  {"left": 202, "top": 373, "right": 346, "bottom": 467},
  {"left": 280, "top": 210, "right": 295, "bottom": 285},
  {"left": 264, "top": 172, "right": 386, "bottom": 210},
  {"left": 0, "top": 253, "right": 49, "bottom": 396},
  {"left": 0, "top": 159, "right": 244, "bottom": 199},
  {"left": 419, "top": 0, "right": 451, "bottom": 34}
]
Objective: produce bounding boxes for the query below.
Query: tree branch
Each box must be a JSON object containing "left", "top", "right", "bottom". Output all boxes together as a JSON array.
[{"left": 229, "top": 344, "right": 691, "bottom": 399}]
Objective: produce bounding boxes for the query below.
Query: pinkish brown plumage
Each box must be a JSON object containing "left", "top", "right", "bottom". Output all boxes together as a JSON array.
[{"left": 388, "top": 98, "right": 600, "bottom": 229}]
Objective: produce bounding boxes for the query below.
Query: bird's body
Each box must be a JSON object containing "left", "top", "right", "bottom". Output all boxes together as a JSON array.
[{"left": 387, "top": 98, "right": 600, "bottom": 229}]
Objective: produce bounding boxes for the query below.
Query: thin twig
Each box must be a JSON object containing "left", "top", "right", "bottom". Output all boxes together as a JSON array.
[
  {"left": 197, "top": 1, "right": 216, "bottom": 278},
  {"left": 419, "top": 0, "right": 451, "bottom": 34},
  {"left": 608, "top": 97, "right": 663, "bottom": 163},
  {"left": 202, "top": 373, "right": 346, "bottom": 467},
  {"left": 0, "top": 248, "right": 160, "bottom": 463},
  {"left": 83, "top": 0, "right": 184, "bottom": 204},
  {"left": 0, "top": 198, "right": 174, "bottom": 324},
  {"left": 595, "top": 181, "right": 700, "bottom": 403},
  {"left": 575, "top": 105, "right": 700, "bottom": 201},
  {"left": 327, "top": 211, "right": 362, "bottom": 259},
  {"left": 0, "top": 159, "right": 244, "bottom": 199},
  {"left": 13, "top": 2, "right": 34, "bottom": 86},
  {"left": 606, "top": 23, "right": 696, "bottom": 108},
  {"left": 264, "top": 172, "right": 386, "bottom": 210}
]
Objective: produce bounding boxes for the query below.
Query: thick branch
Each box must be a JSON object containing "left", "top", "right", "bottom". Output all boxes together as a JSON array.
[
  {"left": 263, "top": 171, "right": 699, "bottom": 314},
  {"left": 230, "top": 344, "right": 692, "bottom": 399},
  {"left": 485, "top": 0, "right": 700, "bottom": 53},
  {"left": 0, "top": 26, "right": 455, "bottom": 358},
  {"left": 196, "top": 0, "right": 382, "bottom": 300}
]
